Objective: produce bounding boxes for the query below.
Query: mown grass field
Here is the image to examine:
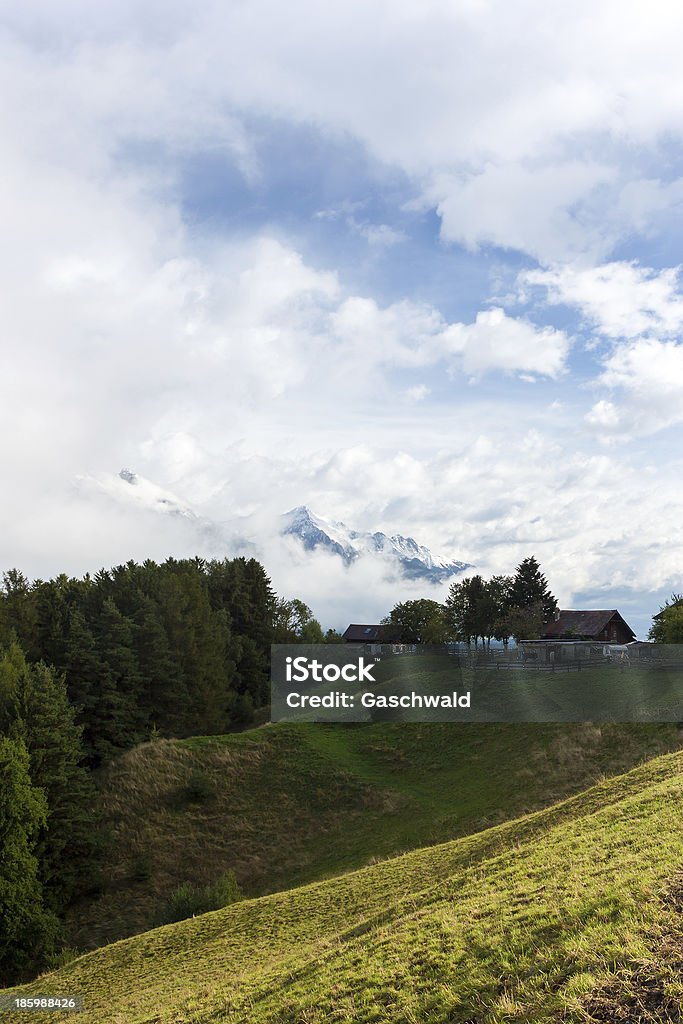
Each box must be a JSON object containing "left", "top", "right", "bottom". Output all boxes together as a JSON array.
[
  {"left": 8, "top": 747, "right": 683, "bottom": 1022},
  {"left": 68, "top": 718, "right": 683, "bottom": 948}
]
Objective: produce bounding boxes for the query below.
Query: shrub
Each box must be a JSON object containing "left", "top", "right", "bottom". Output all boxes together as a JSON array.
[
  {"left": 46, "top": 947, "right": 81, "bottom": 971},
  {"left": 157, "top": 871, "right": 242, "bottom": 925},
  {"left": 158, "top": 882, "right": 204, "bottom": 924},
  {"left": 183, "top": 770, "right": 214, "bottom": 803},
  {"left": 204, "top": 871, "right": 241, "bottom": 908}
]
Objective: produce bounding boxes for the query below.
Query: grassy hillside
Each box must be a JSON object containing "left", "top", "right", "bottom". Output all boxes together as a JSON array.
[
  {"left": 8, "top": 748, "right": 683, "bottom": 1022},
  {"left": 69, "top": 720, "right": 683, "bottom": 948}
]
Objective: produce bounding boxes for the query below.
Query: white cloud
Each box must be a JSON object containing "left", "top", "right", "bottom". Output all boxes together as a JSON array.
[
  {"left": 404, "top": 384, "right": 430, "bottom": 402},
  {"left": 1, "top": 0, "right": 683, "bottom": 637},
  {"left": 5, "top": 1, "right": 683, "bottom": 260},
  {"left": 353, "top": 222, "right": 407, "bottom": 248},
  {"left": 64, "top": 441, "right": 683, "bottom": 638},
  {"left": 519, "top": 261, "right": 683, "bottom": 439},
  {"left": 329, "top": 299, "right": 570, "bottom": 380},
  {"left": 586, "top": 338, "right": 683, "bottom": 439},
  {"left": 522, "top": 261, "right": 683, "bottom": 339},
  {"left": 431, "top": 160, "right": 616, "bottom": 263},
  {"left": 444, "top": 308, "right": 569, "bottom": 379}
]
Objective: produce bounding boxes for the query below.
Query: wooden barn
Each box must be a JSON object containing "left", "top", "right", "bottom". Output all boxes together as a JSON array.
[{"left": 541, "top": 610, "right": 636, "bottom": 644}]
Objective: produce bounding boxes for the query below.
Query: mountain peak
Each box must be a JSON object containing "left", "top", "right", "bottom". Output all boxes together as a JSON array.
[
  {"left": 283, "top": 505, "right": 315, "bottom": 523},
  {"left": 281, "top": 507, "right": 471, "bottom": 583}
]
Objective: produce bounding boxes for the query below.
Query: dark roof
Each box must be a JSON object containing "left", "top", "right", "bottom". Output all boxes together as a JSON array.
[
  {"left": 343, "top": 624, "right": 387, "bottom": 643},
  {"left": 542, "top": 610, "right": 635, "bottom": 640}
]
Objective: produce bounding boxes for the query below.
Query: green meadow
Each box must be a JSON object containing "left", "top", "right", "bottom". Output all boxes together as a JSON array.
[
  {"left": 6, "top": 744, "right": 683, "bottom": 1022},
  {"left": 62, "top": 718, "right": 683, "bottom": 949}
]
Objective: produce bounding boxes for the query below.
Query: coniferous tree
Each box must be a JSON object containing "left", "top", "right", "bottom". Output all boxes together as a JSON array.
[
  {"left": 508, "top": 557, "right": 558, "bottom": 624},
  {"left": 0, "top": 553, "right": 283, "bottom": 753},
  {"left": 31, "top": 576, "right": 81, "bottom": 669},
  {"left": 0, "top": 737, "right": 58, "bottom": 984},
  {"left": 91, "top": 600, "right": 144, "bottom": 759},
  {"left": 0, "top": 570, "right": 37, "bottom": 653},
  {"left": 62, "top": 607, "right": 108, "bottom": 762},
  {"left": 133, "top": 597, "right": 189, "bottom": 735},
  {"left": 0, "top": 644, "right": 98, "bottom": 908}
]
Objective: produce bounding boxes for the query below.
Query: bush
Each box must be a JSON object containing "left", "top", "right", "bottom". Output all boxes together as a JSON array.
[
  {"left": 157, "top": 871, "right": 242, "bottom": 925},
  {"left": 46, "top": 947, "right": 81, "bottom": 971},
  {"left": 158, "top": 882, "right": 204, "bottom": 924},
  {"left": 183, "top": 770, "right": 214, "bottom": 803},
  {"left": 204, "top": 871, "right": 241, "bottom": 908}
]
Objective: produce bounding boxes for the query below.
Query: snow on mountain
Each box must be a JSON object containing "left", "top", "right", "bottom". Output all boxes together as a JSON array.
[
  {"left": 79, "top": 468, "right": 200, "bottom": 519},
  {"left": 281, "top": 506, "right": 471, "bottom": 583},
  {"left": 75, "top": 473, "right": 471, "bottom": 585}
]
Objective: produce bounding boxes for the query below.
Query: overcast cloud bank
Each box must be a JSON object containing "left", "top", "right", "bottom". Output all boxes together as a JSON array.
[{"left": 1, "top": 0, "right": 682, "bottom": 636}]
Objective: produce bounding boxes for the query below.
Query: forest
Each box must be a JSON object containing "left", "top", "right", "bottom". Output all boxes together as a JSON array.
[{"left": 0, "top": 555, "right": 315, "bottom": 984}]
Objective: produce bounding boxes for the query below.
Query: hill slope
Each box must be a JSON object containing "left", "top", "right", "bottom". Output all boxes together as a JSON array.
[
  {"left": 8, "top": 749, "right": 683, "bottom": 1022},
  {"left": 70, "top": 721, "right": 683, "bottom": 948}
]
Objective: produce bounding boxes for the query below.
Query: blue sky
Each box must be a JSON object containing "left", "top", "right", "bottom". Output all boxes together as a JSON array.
[{"left": 1, "top": 0, "right": 683, "bottom": 634}]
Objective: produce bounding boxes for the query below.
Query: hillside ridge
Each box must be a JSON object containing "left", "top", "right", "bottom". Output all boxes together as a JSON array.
[
  {"left": 67, "top": 721, "right": 683, "bottom": 950},
  {"left": 7, "top": 747, "right": 683, "bottom": 1022}
]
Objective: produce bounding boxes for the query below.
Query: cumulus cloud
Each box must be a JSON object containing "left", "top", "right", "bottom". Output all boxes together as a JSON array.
[
  {"left": 520, "top": 261, "right": 683, "bottom": 439},
  {"left": 586, "top": 338, "right": 683, "bottom": 438},
  {"left": 443, "top": 308, "right": 569, "bottom": 379},
  {"left": 521, "top": 261, "right": 683, "bottom": 339},
  {"left": 430, "top": 160, "right": 617, "bottom": 263},
  {"left": 329, "top": 299, "right": 570, "bottom": 380}
]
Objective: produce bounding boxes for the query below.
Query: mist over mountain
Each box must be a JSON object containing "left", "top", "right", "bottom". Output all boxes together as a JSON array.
[
  {"left": 281, "top": 505, "right": 471, "bottom": 583},
  {"left": 75, "top": 471, "right": 471, "bottom": 587}
]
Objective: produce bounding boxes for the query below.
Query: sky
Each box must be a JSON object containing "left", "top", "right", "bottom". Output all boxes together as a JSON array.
[{"left": 1, "top": 0, "right": 683, "bottom": 635}]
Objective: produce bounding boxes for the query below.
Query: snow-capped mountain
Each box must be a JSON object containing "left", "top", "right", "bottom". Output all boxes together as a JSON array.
[
  {"left": 281, "top": 506, "right": 471, "bottom": 583},
  {"left": 76, "top": 471, "right": 472, "bottom": 584}
]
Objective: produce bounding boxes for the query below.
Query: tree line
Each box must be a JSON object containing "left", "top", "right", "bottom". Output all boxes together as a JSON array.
[
  {"left": 386, "top": 560, "right": 682, "bottom": 649},
  {"left": 0, "top": 557, "right": 333, "bottom": 765},
  {"left": 384, "top": 556, "right": 559, "bottom": 644}
]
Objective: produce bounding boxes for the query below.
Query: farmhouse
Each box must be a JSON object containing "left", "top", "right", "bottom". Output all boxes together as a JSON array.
[
  {"left": 541, "top": 609, "right": 636, "bottom": 644},
  {"left": 343, "top": 624, "right": 393, "bottom": 643},
  {"left": 518, "top": 609, "right": 637, "bottom": 667},
  {"left": 342, "top": 623, "right": 408, "bottom": 655}
]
